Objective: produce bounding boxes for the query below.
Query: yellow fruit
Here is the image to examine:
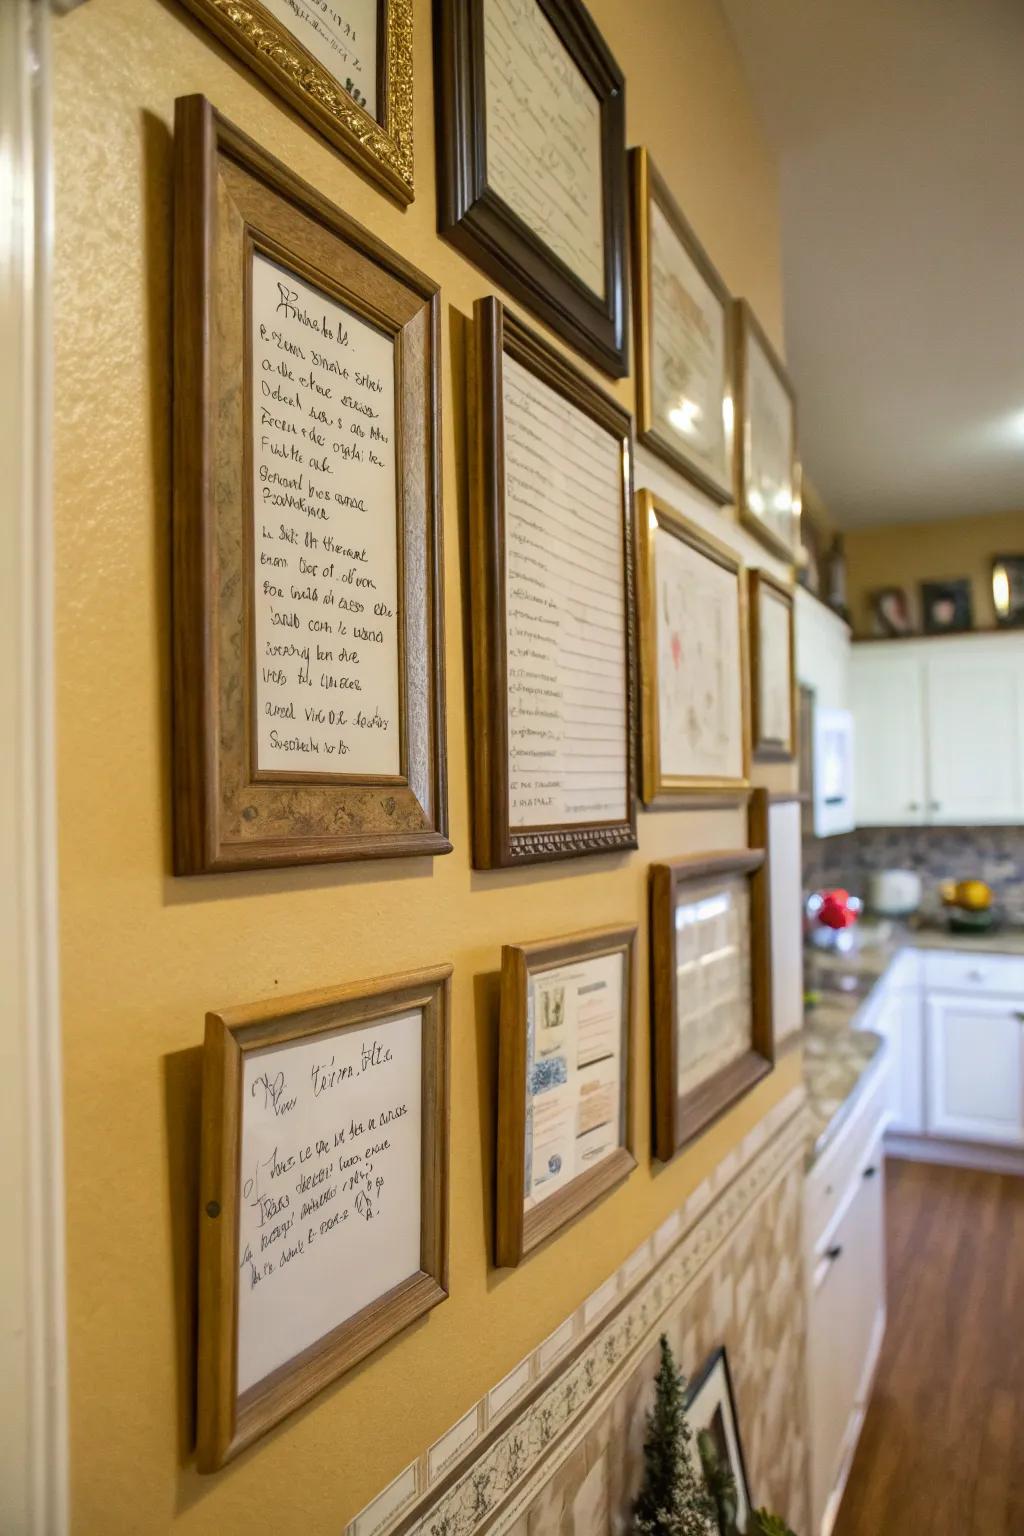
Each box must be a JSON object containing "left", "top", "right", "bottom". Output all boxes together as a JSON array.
[{"left": 955, "top": 879, "right": 992, "bottom": 912}]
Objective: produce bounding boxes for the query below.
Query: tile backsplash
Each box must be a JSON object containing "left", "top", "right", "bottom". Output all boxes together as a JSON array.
[{"left": 804, "top": 824, "right": 1024, "bottom": 922}]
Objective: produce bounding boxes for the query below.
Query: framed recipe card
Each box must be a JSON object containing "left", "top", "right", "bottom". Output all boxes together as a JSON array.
[
  {"left": 496, "top": 925, "right": 636, "bottom": 1265},
  {"left": 470, "top": 298, "right": 638, "bottom": 867},
  {"left": 197, "top": 965, "right": 450, "bottom": 1468},
  {"left": 437, "top": 0, "right": 627, "bottom": 375},
  {"left": 748, "top": 570, "right": 797, "bottom": 761},
  {"left": 650, "top": 852, "right": 772, "bottom": 1159},
  {"left": 735, "top": 300, "right": 802, "bottom": 561},
  {"left": 177, "top": 0, "right": 414, "bottom": 202},
  {"left": 636, "top": 490, "right": 750, "bottom": 805},
  {"left": 630, "top": 148, "right": 735, "bottom": 503},
  {"left": 172, "top": 97, "right": 448, "bottom": 873},
  {"left": 749, "top": 790, "right": 803, "bottom": 1052}
]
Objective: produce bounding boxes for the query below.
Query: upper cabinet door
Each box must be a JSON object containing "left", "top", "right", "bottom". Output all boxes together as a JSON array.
[
  {"left": 850, "top": 650, "right": 926, "bottom": 826},
  {"left": 924, "top": 651, "right": 1024, "bottom": 823}
]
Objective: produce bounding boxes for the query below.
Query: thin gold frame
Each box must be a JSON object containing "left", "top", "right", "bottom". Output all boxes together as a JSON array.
[
  {"left": 734, "top": 300, "right": 802, "bottom": 562},
  {"left": 636, "top": 489, "right": 751, "bottom": 805},
  {"left": 630, "top": 147, "right": 735, "bottom": 505},
  {"left": 179, "top": 0, "right": 415, "bottom": 203}
]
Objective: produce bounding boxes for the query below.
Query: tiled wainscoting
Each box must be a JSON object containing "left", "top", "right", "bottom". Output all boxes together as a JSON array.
[
  {"left": 804, "top": 823, "right": 1024, "bottom": 922},
  {"left": 348, "top": 1088, "right": 811, "bottom": 1536}
]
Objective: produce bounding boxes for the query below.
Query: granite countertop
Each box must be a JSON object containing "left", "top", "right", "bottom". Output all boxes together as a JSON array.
[{"left": 802, "top": 917, "right": 1024, "bottom": 1166}]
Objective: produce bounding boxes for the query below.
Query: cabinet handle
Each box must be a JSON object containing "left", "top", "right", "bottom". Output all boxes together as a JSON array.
[
  {"left": 968, "top": 970, "right": 984, "bottom": 983},
  {"left": 825, "top": 1244, "right": 843, "bottom": 1262},
  {"left": 907, "top": 801, "right": 920, "bottom": 812},
  {"left": 862, "top": 1165, "right": 878, "bottom": 1179},
  {"left": 1015, "top": 1011, "right": 1024, "bottom": 1024},
  {"left": 929, "top": 800, "right": 941, "bottom": 812}
]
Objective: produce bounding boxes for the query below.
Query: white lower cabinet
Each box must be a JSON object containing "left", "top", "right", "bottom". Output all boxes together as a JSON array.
[
  {"left": 805, "top": 1072, "right": 888, "bottom": 1536},
  {"left": 925, "top": 994, "right": 1024, "bottom": 1145},
  {"left": 872, "top": 987, "right": 924, "bottom": 1134}
]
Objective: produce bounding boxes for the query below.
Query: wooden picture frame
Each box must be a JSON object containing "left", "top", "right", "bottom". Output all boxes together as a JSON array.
[
  {"left": 748, "top": 789, "right": 803, "bottom": 1054},
  {"left": 630, "top": 148, "right": 735, "bottom": 504},
  {"left": 436, "top": 0, "right": 628, "bottom": 376},
  {"left": 496, "top": 925, "right": 636, "bottom": 1266},
  {"left": 469, "top": 297, "right": 638, "bottom": 867},
  {"left": 177, "top": 0, "right": 415, "bottom": 203},
  {"left": 636, "top": 490, "right": 751, "bottom": 805},
  {"left": 748, "top": 569, "right": 797, "bottom": 761},
  {"left": 650, "top": 851, "right": 772, "bottom": 1160},
  {"left": 197, "top": 964, "right": 451, "bottom": 1469},
  {"left": 172, "top": 96, "right": 449, "bottom": 873},
  {"left": 734, "top": 300, "right": 801, "bottom": 562}
]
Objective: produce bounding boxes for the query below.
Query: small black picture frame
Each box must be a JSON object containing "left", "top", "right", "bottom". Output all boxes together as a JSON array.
[
  {"left": 684, "top": 1346, "right": 754, "bottom": 1534},
  {"left": 920, "top": 577, "right": 973, "bottom": 635}
]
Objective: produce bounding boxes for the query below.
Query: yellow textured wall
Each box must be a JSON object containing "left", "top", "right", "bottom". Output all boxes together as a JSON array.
[
  {"left": 845, "top": 509, "right": 1024, "bottom": 636},
  {"left": 51, "top": 2, "right": 797, "bottom": 1531}
]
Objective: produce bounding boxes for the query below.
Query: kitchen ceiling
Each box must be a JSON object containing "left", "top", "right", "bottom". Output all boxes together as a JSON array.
[{"left": 722, "top": 0, "right": 1024, "bottom": 528}]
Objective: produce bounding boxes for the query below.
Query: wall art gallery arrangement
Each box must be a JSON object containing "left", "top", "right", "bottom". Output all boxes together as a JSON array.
[{"left": 163, "top": 0, "right": 804, "bottom": 1484}]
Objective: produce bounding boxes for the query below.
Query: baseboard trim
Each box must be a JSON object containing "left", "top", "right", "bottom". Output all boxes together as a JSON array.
[{"left": 886, "top": 1132, "right": 1024, "bottom": 1177}]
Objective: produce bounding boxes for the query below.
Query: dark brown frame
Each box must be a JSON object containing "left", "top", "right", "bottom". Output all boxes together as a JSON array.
[
  {"left": 630, "top": 147, "right": 735, "bottom": 503},
  {"left": 496, "top": 924, "right": 636, "bottom": 1266},
  {"left": 734, "top": 300, "right": 802, "bottom": 562},
  {"left": 178, "top": 0, "right": 415, "bottom": 203},
  {"left": 636, "top": 489, "right": 751, "bottom": 805},
  {"left": 197, "top": 964, "right": 451, "bottom": 1469},
  {"left": 650, "top": 851, "right": 773, "bottom": 1161},
  {"left": 436, "top": 0, "right": 628, "bottom": 376},
  {"left": 470, "top": 296, "right": 638, "bottom": 867},
  {"left": 748, "top": 569, "right": 797, "bottom": 762},
  {"left": 172, "top": 96, "right": 449, "bottom": 872},
  {"left": 748, "top": 788, "right": 803, "bottom": 1056}
]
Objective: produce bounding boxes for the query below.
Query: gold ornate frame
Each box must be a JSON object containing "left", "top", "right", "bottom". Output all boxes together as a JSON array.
[
  {"left": 179, "top": 0, "right": 414, "bottom": 203},
  {"left": 636, "top": 489, "right": 751, "bottom": 805}
]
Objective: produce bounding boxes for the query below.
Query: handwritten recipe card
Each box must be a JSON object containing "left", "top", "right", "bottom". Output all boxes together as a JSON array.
[
  {"left": 259, "top": 0, "right": 379, "bottom": 117},
  {"left": 483, "top": 0, "right": 605, "bottom": 296},
  {"left": 524, "top": 951, "right": 624, "bottom": 1209},
  {"left": 503, "top": 355, "right": 628, "bottom": 829},
  {"left": 251, "top": 252, "right": 401, "bottom": 780},
  {"left": 237, "top": 1010, "right": 422, "bottom": 1395}
]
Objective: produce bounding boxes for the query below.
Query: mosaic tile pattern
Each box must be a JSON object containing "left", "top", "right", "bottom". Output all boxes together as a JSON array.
[
  {"left": 346, "top": 1089, "right": 810, "bottom": 1536},
  {"left": 804, "top": 824, "right": 1024, "bottom": 922}
]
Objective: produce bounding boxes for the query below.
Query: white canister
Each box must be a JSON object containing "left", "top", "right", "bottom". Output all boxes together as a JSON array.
[{"left": 867, "top": 868, "right": 922, "bottom": 917}]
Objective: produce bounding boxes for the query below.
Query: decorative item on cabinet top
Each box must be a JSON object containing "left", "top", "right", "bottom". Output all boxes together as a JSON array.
[
  {"left": 496, "top": 924, "right": 636, "bottom": 1267},
  {"left": 469, "top": 296, "right": 638, "bottom": 868},
  {"left": 172, "top": 95, "right": 448, "bottom": 873},
  {"left": 650, "top": 851, "right": 773, "bottom": 1161},
  {"left": 436, "top": 0, "right": 628, "bottom": 376},
  {"left": 630, "top": 147, "right": 735, "bottom": 504},
  {"left": 747, "top": 569, "right": 797, "bottom": 763},
  {"left": 177, "top": 0, "right": 414, "bottom": 203},
  {"left": 734, "top": 300, "right": 801, "bottom": 564},
  {"left": 196, "top": 964, "right": 451, "bottom": 1470},
  {"left": 636, "top": 490, "right": 751, "bottom": 806}
]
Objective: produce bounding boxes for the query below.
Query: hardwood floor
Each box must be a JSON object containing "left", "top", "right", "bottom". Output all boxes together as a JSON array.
[{"left": 833, "top": 1157, "right": 1024, "bottom": 1536}]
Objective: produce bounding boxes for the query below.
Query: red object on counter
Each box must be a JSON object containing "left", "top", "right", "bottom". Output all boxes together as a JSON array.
[{"left": 817, "top": 888, "right": 858, "bottom": 930}]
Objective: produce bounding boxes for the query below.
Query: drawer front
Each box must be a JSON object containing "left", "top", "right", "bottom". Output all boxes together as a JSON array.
[
  {"left": 806, "top": 1057, "right": 889, "bottom": 1249},
  {"left": 922, "top": 949, "right": 1024, "bottom": 998}
]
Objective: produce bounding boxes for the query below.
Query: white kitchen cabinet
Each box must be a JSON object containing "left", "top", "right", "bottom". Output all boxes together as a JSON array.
[
  {"left": 850, "top": 633, "right": 1024, "bottom": 827},
  {"left": 795, "top": 586, "right": 851, "bottom": 710},
  {"left": 924, "top": 652, "right": 1023, "bottom": 824},
  {"left": 872, "top": 987, "right": 924, "bottom": 1134},
  {"left": 925, "top": 994, "right": 1024, "bottom": 1146},
  {"left": 806, "top": 1095, "right": 887, "bottom": 1536},
  {"left": 850, "top": 652, "right": 926, "bottom": 826}
]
